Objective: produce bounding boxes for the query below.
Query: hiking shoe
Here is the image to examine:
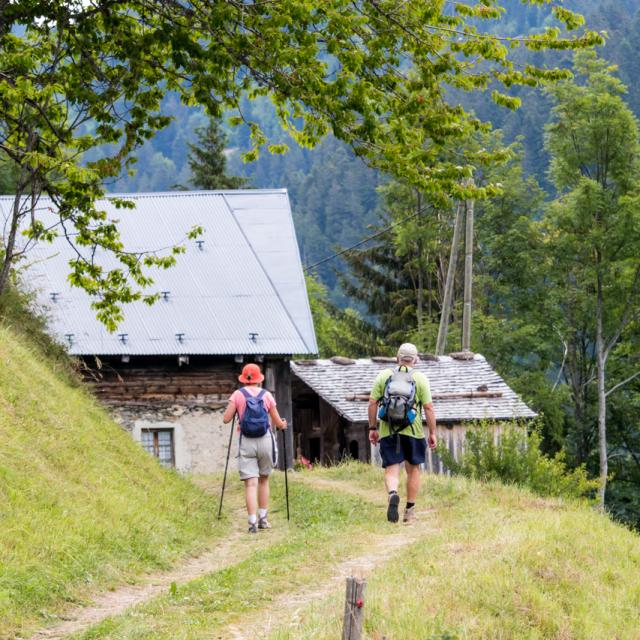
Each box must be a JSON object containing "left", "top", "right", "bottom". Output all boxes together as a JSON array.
[
  {"left": 258, "top": 517, "right": 271, "bottom": 530},
  {"left": 403, "top": 506, "right": 416, "bottom": 524},
  {"left": 247, "top": 522, "right": 258, "bottom": 534},
  {"left": 387, "top": 492, "right": 400, "bottom": 523}
]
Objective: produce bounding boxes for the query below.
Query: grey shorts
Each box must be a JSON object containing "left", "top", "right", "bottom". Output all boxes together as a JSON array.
[{"left": 238, "top": 430, "right": 278, "bottom": 480}]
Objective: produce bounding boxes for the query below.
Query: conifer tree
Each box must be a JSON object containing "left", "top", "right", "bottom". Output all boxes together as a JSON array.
[{"left": 187, "top": 118, "right": 246, "bottom": 190}]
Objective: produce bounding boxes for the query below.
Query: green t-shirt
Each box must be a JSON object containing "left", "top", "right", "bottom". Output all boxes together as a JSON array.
[{"left": 371, "top": 367, "right": 432, "bottom": 439}]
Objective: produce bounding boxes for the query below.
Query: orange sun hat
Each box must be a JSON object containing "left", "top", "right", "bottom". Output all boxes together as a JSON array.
[{"left": 238, "top": 363, "right": 265, "bottom": 384}]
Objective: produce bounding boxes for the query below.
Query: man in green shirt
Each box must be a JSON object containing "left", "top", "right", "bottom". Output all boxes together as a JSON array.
[{"left": 368, "top": 343, "right": 437, "bottom": 523}]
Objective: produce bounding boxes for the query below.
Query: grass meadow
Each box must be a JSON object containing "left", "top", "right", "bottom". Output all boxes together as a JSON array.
[
  {"left": 72, "top": 464, "right": 640, "bottom": 640},
  {"left": 0, "top": 326, "right": 220, "bottom": 638}
]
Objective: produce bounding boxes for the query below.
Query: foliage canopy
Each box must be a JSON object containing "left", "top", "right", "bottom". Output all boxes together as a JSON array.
[{"left": 0, "top": 0, "right": 602, "bottom": 327}]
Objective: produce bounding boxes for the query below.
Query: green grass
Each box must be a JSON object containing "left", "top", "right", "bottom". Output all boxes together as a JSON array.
[
  {"left": 72, "top": 462, "right": 640, "bottom": 640},
  {"left": 73, "top": 476, "right": 388, "bottom": 639},
  {"left": 267, "top": 465, "right": 640, "bottom": 640},
  {"left": 0, "top": 325, "right": 221, "bottom": 638}
]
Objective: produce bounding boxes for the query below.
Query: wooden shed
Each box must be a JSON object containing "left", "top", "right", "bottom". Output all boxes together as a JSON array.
[{"left": 291, "top": 354, "right": 536, "bottom": 472}]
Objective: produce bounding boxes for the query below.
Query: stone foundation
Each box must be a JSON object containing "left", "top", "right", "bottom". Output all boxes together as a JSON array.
[{"left": 109, "top": 402, "right": 234, "bottom": 473}]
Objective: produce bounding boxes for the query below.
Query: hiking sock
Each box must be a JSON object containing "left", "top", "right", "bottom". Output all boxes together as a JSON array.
[
  {"left": 258, "top": 508, "right": 267, "bottom": 519},
  {"left": 248, "top": 514, "right": 257, "bottom": 524},
  {"left": 406, "top": 502, "right": 415, "bottom": 510}
]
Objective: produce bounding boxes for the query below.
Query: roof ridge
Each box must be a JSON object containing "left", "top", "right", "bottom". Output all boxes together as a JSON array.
[{"left": 0, "top": 189, "right": 289, "bottom": 202}]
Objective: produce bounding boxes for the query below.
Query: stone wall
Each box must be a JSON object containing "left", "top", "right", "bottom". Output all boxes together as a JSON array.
[{"left": 110, "top": 402, "right": 235, "bottom": 473}]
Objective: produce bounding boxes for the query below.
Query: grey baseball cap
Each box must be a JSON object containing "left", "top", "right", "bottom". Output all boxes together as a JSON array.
[{"left": 397, "top": 343, "right": 418, "bottom": 359}]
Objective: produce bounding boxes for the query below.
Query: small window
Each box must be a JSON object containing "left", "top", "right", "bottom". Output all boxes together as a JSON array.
[{"left": 141, "top": 429, "right": 175, "bottom": 468}]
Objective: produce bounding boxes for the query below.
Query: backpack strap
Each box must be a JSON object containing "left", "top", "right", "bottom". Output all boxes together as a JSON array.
[
  {"left": 239, "top": 387, "right": 267, "bottom": 400},
  {"left": 382, "top": 372, "right": 393, "bottom": 402}
]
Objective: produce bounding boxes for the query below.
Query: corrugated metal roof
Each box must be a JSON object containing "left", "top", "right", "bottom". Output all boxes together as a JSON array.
[
  {"left": 0, "top": 190, "right": 318, "bottom": 355},
  {"left": 291, "top": 355, "right": 536, "bottom": 423}
]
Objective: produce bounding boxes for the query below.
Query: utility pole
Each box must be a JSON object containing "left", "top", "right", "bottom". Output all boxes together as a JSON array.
[
  {"left": 435, "top": 198, "right": 464, "bottom": 355},
  {"left": 462, "top": 181, "right": 475, "bottom": 352}
]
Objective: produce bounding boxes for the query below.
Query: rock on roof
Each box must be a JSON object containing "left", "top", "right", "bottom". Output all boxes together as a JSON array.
[
  {"left": 0, "top": 190, "right": 317, "bottom": 356},
  {"left": 291, "top": 355, "right": 536, "bottom": 423}
]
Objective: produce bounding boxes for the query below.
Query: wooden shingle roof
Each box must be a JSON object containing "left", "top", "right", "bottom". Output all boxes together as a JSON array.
[{"left": 291, "top": 354, "right": 536, "bottom": 424}]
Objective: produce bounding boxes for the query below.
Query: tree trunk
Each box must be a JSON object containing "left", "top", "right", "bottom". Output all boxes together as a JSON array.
[
  {"left": 462, "top": 186, "right": 475, "bottom": 352},
  {"left": 0, "top": 191, "right": 24, "bottom": 297},
  {"left": 596, "top": 269, "right": 608, "bottom": 511},
  {"left": 417, "top": 267, "right": 424, "bottom": 342},
  {"left": 435, "top": 199, "right": 464, "bottom": 355}
]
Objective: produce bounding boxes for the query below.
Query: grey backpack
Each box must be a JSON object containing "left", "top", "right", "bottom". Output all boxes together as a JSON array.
[{"left": 378, "top": 366, "right": 417, "bottom": 432}]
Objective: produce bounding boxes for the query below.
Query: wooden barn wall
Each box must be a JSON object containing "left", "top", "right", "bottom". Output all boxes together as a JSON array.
[
  {"left": 265, "top": 360, "right": 293, "bottom": 470},
  {"left": 292, "top": 380, "right": 370, "bottom": 464},
  {"left": 84, "top": 358, "right": 240, "bottom": 403},
  {"left": 425, "top": 422, "right": 508, "bottom": 474}
]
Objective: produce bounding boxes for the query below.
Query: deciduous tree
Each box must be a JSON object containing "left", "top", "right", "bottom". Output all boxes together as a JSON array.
[
  {"left": 0, "top": 1, "right": 602, "bottom": 327},
  {"left": 542, "top": 51, "right": 640, "bottom": 508}
]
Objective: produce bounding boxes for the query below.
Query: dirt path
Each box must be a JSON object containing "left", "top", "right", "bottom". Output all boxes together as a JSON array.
[
  {"left": 223, "top": 475, "right": 438, "bottom": 639},
  {"left": 224, "top": 508, "right": 437, "bottom": 639},
  {"left": 28, "top": 507, "right": 288, "bottom": 640},
  {"left": 29, "top": 475, "right": 433, "bottom": 640}
]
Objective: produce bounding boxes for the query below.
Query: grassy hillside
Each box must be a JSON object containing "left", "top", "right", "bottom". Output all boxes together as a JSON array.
[
  {"left": 0, "top": 325, "right": 220, "bottom": 638},
  {"left": 2, "top": 312, "right": 639, "bottom": 639},
  {"left": 73, "top": 464, "right": 640, "bottom": 640}
]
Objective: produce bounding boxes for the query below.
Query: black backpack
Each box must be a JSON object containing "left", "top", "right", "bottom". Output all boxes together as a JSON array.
[
  {"left": 378, "top": 366, "right": 417, "bottom": 433},
  {"left": 239, "top": 388, "right": 270, "bottom": 437}
]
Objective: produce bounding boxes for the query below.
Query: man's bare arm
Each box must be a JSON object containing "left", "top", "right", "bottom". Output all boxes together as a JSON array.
[
  {"left": 424, "top": 402, "right": 437, "bottom": 449},
  {"left": 368, "top": 398, "right": 380, "bottom": 445}
]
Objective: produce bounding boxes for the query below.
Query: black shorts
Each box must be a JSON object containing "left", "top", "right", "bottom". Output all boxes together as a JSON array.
[{"left": 379, "top": 434, "right": 426, "bottom": 467}]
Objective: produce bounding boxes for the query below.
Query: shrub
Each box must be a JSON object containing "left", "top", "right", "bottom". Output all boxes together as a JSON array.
[{"left": 437, "top": 421, "right": 598, "bottom": 501}]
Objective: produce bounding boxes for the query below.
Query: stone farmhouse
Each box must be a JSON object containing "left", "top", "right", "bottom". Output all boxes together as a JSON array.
[
  {"left": 291, "top": 354, "right": 536, "bottom": 472},
  {"left": 3, "top": 190, "right": 317, "bottom": 472}
]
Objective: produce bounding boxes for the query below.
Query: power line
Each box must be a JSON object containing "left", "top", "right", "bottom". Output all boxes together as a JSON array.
[{"left": 303, "top": 206, "right": 427, "bottom": 273}]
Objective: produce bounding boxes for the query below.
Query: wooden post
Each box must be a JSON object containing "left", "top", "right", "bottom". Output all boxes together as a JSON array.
[{"left": 342, "top": 576, "right": 366, "bottom": 640}]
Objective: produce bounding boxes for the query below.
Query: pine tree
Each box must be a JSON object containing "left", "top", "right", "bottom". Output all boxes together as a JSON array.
[{"left": 187, "top": 118, "right": 246, "bottom": 190}]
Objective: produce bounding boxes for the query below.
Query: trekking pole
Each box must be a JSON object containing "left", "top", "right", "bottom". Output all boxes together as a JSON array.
[
  {"left": 217, "top": 415, "right": 235, "bottom": 520},
  {"left": 282, "top": 426, "right": 290, "bottom": 521}
]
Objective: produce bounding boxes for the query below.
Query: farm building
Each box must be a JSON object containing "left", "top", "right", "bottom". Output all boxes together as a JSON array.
[
  {"left": 291, "top": 354, "right": 536, "bottom": 472},
  {"left": 2, "top": 190, "right": 317, "bottom": 472}
]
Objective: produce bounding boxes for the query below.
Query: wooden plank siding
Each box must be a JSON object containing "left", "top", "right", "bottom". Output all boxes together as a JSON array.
[
  {"left": 84, "top": 360, "right": 238, "bottom": 403},
  {"left": 265, "top": 360, "right": 294, "bottom": 470}
]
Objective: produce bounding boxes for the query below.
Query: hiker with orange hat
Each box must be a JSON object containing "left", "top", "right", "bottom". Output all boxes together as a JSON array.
[{"left": 223, "top": 363, "right": 287, "bottom": 533}]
